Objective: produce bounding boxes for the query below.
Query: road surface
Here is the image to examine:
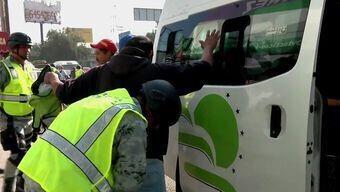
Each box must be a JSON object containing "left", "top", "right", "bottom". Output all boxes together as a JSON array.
[{"left": 0, "top": 145, "right": 175, "bottom": 191}]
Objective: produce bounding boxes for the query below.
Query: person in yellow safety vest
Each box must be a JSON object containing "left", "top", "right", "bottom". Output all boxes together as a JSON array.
[
  {"left": 75, "top": 65, "right": 85, "bottom": 78},
  {"left": 18, "top": 80, "right": 182, "bottom": 192},
  {"left": 0, "top": 32, "right": 37, "bottom": 192}
]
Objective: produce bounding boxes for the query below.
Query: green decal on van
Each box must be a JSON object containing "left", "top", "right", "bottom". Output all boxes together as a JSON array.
[
  {"left": 179, "top": 94, "right": 239, "bottom": 190},
  {"left": 179, "top": 132, "right": 214, "bottom": 164},
  {"left": 184, "top": 162, "right": 236, "bottom": 192},
  {"left": 181, "top": 106, "right": 193, "bottom": 124},
  {"left": 194, "top": 94, "right": 238, "bottom": 168}
]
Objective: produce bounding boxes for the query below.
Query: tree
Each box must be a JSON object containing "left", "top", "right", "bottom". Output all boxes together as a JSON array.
[
  {"left": 146, "top": 29, "right": 156, "bottom": 42},
  {"left": 40, "top": 30, "right": 76, "bottom": 62},
  {"left": 29, "top": 44, "right": 42, "bottom": 61},
  {"left": 31, "top": 29, "right": 92, "bottom": 65},
  {"left": 76, "top": 43, "right": 92, "bottom": 65}
]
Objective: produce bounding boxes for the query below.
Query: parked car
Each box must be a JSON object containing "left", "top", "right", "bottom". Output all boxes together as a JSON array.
[{"left": 53, "top": 60, "right": 82, "bottom": 77}]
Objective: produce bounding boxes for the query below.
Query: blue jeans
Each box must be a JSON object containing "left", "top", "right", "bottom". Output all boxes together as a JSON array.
[{"left": 139, "top": 159, "right": 166, "bottom": 192}]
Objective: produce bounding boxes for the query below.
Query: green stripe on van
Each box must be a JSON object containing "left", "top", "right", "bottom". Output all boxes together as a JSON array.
[
  {"left": 181, "top": 106, "right": 192, "bottom": 124},
  {"left": 252, "top": 0, "right": 311, "bottom": 15},
  {"left": 179, "top": 132, "right": 214, "bottom": 164},
  {"left": 184, "top": 162, "right": 236, "bottom": 192}
]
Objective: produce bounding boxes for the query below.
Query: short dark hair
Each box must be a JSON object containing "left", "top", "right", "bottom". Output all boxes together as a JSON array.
[{"left": 125, "top": 36, "right": 153, "bottom": 56}]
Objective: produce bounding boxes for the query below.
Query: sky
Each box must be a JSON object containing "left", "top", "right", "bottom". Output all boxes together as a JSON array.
[{"left": 8, "top": 0, "right": 166, "bottom": 44}]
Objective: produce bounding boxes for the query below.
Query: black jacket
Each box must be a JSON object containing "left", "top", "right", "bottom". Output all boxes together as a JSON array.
[{"left": 56, "top": 49, "right": 212, "bottom": 159}]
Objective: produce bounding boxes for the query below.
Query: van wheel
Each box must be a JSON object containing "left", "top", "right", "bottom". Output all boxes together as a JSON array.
[{"left": 176, "top": 158, "right": 183, "bottom": 192}]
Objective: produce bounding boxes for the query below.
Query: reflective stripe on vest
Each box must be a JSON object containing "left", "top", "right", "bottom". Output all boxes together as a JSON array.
[
  {"left": 41, "top": 129, "right": 112, "bottom": 192},
  {"left": 76, "top": 103, "right": 138, "bottom": 153},
  {"left": 40, "top": 104, "right": 137, "bottom": 192},
  {"left": 0, "top": 93, "right": 30, "bottom": 102},
  {"left": 2, "top": 58, "right": 18, "bottom": 79}
]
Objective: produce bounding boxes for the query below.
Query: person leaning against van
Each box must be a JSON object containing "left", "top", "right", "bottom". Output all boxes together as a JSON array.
[
  {"left": 43, "top": 29, "right": 220, "bottom": 191},
  {"left": 18, "top": 80, "right": 181, "bottom": 192},
  {"left": 0, "top": 32, "right": 37, "bottom": 192}
]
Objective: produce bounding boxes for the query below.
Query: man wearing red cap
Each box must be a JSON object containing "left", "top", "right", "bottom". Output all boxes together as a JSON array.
[{"left": 90, "top": 39, "right": 117, "bottom": 66}]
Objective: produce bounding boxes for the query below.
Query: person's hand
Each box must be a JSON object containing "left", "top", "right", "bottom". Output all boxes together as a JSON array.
[
  {"left": 200, "top": 30, "right": 220, "bottom": 65},
  {"left": 44, "top": 72, "right": 63, "bottom": 94},
  {"left": 199, "top": 30, "right": 221, "bottom": 52},
  {"left": 44, "top": 72, "right": 59, "bottom": 84}
]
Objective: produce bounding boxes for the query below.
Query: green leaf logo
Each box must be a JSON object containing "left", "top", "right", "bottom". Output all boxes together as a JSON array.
[{"left": 179, "top": 94, "right": 239, "bottom": 192}]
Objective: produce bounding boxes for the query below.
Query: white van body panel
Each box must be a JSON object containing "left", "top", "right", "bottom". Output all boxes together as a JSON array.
[{"left": 156, "top": 0, "right": 326, "bottom": 191}]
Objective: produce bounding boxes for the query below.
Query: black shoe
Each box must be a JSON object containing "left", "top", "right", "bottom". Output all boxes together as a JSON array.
[
  {"left": 15, "top": 174, "right": 25, "bottom": 192},
  {"left": 3, "top": 177, "right": 15, "bottom": 192}
]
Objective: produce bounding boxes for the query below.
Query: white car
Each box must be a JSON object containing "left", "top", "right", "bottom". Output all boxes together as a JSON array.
[{"left": 53, "top": 60, "right": 81, "bottom": 77}]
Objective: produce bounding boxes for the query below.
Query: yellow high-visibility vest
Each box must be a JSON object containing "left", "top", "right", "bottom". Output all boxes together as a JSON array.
[
  {"left": 75, "top": 69, "right": 85, "bottom": 78},
  {"left": 0, "top": 57, "right": 36, "bottom": 116},
  {"left": 19, "top": 89, "right": 146, "bottom": 192}
]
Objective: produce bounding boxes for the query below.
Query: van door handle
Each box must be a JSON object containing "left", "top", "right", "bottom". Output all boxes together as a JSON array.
[{"left": 270, "top": 105, "right": 282, "bottom": 138}]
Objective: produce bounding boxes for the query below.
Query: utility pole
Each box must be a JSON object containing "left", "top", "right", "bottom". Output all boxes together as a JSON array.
[
  {"left": 40, "top": 22, "right": 44, "bottom": 44},
  {"left": 0, "top": 0, "right": 10, "bottom": 33}
]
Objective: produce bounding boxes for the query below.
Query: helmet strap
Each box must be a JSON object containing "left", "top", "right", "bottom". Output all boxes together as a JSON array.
[
  {"left": 11, "top": 48, "right": 26, "bottom": 64},
  {"left": 16, "top": 47, "right": 27, "bottom": 61}
]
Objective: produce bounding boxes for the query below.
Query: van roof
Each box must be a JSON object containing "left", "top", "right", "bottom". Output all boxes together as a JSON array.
[
  {"left": 53, "top": 60, "right": 79, "bottom": 66},
  {"left": 160, "top": 0, "right": 237, "bottom": 25}
]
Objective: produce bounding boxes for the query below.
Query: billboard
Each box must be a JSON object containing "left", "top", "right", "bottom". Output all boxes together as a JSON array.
[
  {"left": 65, "top": 28, "right": 93, "bottom": 43},
  {"left": 24, "top": 0, "right": 61, "bottom": 24},
  {"left": 0, "top": 32, "right": 9, "bottom": 53},
  {"left": 134, "top": 8, "right": 162, "bottom": 22}
]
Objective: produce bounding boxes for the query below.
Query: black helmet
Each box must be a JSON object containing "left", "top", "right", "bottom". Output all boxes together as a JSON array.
[
  {"left": 142, "top": 80, "right": 182, "bottom": 126},
  {"left": 7, "top": 32, "right": 32, "bottom": 49}
]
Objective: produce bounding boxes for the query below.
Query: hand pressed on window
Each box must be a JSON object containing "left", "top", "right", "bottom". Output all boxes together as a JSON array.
[{"left": 200, "top": 30, "right": 220, "bottom": 65}]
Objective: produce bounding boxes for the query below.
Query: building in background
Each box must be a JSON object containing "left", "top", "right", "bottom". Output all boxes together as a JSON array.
[{"left": 65, "top": 27, "right": 93, "bottom": 43}]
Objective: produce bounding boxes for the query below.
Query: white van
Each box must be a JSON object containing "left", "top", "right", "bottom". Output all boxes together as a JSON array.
[{"left": 154, "top": 0, "right": 338, "bottom": 191}]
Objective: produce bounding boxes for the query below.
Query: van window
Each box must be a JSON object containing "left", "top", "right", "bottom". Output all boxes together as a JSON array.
[
  {"left": 156, "top": 0, "right": 310, "bottom": 85},
  {"left": 156, "top": 28, "right": 172, "bottom": 63},
  {"left": 188, "top": 20, "right": 223, "bottom": 61},
  {"left": 156, "top": 30, "right": 185, "bottom": 64},
  {"left": 209, "top": 6, "right": 308, "bottom": 85},
  {"left": 242, "top": 8, "right": 308, "bottom": 84}
]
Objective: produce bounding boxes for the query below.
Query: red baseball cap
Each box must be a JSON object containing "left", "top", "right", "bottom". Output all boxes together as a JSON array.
[{"left": 90, "top": 39, "right": 117, "bottom": 54}]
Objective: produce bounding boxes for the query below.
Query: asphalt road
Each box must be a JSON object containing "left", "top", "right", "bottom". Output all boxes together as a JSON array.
[
  {"left": 0, "top": 146, "right": 175, "bottom": 192},
  {"left": 0, "top": 145, "right": 9, "bottom": 191}
]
